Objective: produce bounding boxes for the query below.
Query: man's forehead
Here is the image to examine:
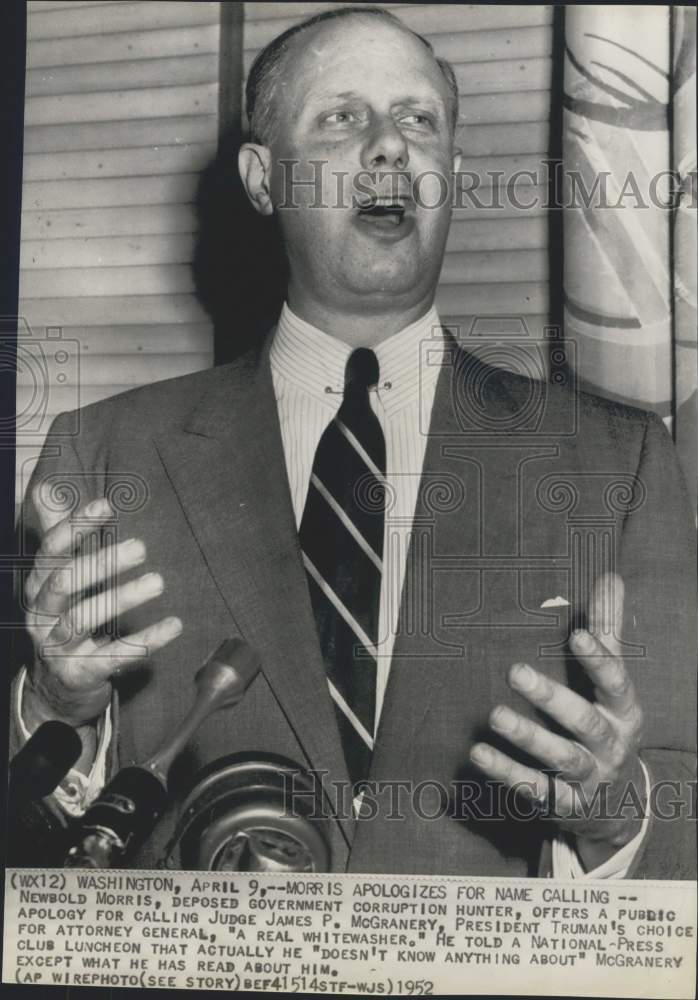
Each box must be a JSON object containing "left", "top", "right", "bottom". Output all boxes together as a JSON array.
[{"left": 282, "top": 17, "right": 448, "bottom": 103}]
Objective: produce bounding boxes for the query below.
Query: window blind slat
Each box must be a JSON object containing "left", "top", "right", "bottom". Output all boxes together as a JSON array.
[
  {"left": 24, "top": 144, "right": 217, "bottom": 182},
  {"left": 22, "top": 323, "right": 214, "bottom": 355},
  {"left": 451, "top": 185, "right": 549, "bottom": 221},
  {"left": 17, "top": 352, "right": 212, "bottom": 387},
  {"left": 454, "top": 122, "right": 549, "bottom": 157},
  {"left": 431, "top": 25, "right": 552, "bottom": 63},
  {"left": 23, "top": 175, "right": 199, "bottom": 211},
  {"left": 447, "top": 217, "right": 547, "bottom": 252},
  {"left": 458, "top": 91, "right": 551, "bottom": 126},
  {"left": 27, "top": 24, "right": 220, "bottom": 69},
  {"left": 30, "top": 2, "right": 122, "bottom": 11},
  {"left": 26, "top": 83, "right": 218, "bottom": 127},
  {"left": 454, "top": 154, "right": 549, "bottom": 187},
  {"left": 21, "top": 233, "right": 196, "bottom": 270},
  {"left": 455, "top": 57, "right": 551, "bottom": 95},
  {"left": 436, "top": 282, "right": 548, "bottom": 316},
  {"left": 28, "top": 54, "right": 219, "bottom": 97},
  {"left": 18, "top": 295, "right": 209, "bottom": 327},
  {"left": 440, "top": 249, "right": 548, "bottom": 285},
  {"left": 25, "top": 116, "right": 216, "bottom": 154},
  {"left": 21, "top": 204, "right": 198, "bottom": 240},
  {"left": 20, "top": 264, "right": 195, "bottom": 299},
  {"left": 28, "top": 1, "right": 220, "bottom": 41}
]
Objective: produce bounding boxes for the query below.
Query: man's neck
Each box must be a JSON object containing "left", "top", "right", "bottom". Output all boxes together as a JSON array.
[{"left": 286, "top": 289, "right": 436, "bottom": 347}]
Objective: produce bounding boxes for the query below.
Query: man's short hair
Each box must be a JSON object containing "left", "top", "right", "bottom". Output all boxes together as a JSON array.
[{"left": 245, "top": 5, "right": 460, "bottom": 145}]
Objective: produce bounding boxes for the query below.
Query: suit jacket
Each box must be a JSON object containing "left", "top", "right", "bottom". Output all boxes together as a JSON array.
[{"left": 12, "top": 333, "right": 697, "bottom": 876}]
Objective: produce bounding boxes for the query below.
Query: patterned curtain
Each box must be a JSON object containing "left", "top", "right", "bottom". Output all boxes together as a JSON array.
[
  {"left": 672, "top": 7, "right": 698, "bottom": 509},
  {"left": 562, "top": 5, "right": 697, "bottom": 508}
]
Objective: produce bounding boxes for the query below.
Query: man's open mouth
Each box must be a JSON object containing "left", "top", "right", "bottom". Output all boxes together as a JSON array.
[{"left": 356, "top": 197, "right": 410, "bottom": 228}]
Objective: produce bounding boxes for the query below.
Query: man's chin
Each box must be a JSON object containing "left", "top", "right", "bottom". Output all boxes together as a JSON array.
[
  {"left": 341, "top": 256, "right": 428, "bottom": 300},
  {"left": 343, "top": 273, "right": 424, "bottom": 302}
]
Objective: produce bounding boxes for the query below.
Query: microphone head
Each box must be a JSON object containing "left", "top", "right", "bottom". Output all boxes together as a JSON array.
[
  {"left": 10, "top": 720, "right": 82, "bottom": 800},
  {"left": 194, "top": 637, "right": 262, "bottom": 710}
]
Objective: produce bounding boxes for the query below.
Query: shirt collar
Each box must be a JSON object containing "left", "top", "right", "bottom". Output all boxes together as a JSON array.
[{"left": 270, "top": 302, "right": 447, "bottom": 414}]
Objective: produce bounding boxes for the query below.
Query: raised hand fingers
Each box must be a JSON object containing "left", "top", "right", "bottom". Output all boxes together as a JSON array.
[
  {"left": 507, "top": 662, "right": 618, "bottom": 759},
  {"left": 25, "top": 496, "right": 114, "bottom": 605},
  {"left": 569, "top": 628, "right": 641, "bottom": 727},
  {"left": 489, "top": 705, "right": 595, "bottom": 780},
  {"left": 47, "top": 571, "right": 165, "bottom": 650},
  {"left": 76, "top": 615, "right": 184, "bottom": 686},
  {"left": 34, "top": 537, "right": 147, "bottom": 617},
  {"left": 470, "top": 743, "right": 572, "bottom": 814},
  {"left": 574, "top": 572, "right": 639, "bottom": 721},
  {"left": 588, "top": 571, "right": 624, "bottom": 658},
  {"left": 29, "top": 614, "right": 183, "bottom": 723}
]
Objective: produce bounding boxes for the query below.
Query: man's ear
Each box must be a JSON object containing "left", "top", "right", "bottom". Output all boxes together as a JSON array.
[{"left": 238, "top": 143, "right": 274, "bottom": 216}]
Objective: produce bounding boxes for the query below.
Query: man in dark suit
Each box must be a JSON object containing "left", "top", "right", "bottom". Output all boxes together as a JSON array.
[{"left": 13, "top": 7, "right": 696, "bottom": 876}]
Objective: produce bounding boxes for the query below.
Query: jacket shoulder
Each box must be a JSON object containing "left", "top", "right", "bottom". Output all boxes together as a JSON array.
[
  {"left": 56, "top": 353, "right": 255, "bottom": 439},
  {"left": 481, "top": 357, "right": 656, "bottom": 438}
]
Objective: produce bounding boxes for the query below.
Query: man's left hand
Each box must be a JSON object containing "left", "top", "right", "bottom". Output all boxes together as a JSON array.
[{"left": 470, "top": 573, "right": 646, "bottom": 871}]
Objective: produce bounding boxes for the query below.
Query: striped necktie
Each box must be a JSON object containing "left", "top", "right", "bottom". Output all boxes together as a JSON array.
[{"left": 299, "top": 348, "right": 386, "bottom": 787}]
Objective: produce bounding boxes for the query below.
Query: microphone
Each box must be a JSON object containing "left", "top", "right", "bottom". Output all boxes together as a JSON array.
[
  {"left": 168, "top": 753, "right": 331, "bottom": 872},
  {"left": 10, "top": 720, "right": 82, "bottom": 803},
  {"left": 64, "top": 638, "right": 261, "bottom": 868},
  {"left": 7, "top": 721, "right": 83, "bottom": 867}
]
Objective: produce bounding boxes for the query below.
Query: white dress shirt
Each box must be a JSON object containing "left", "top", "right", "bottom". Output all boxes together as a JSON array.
[{"left": 19, "top": 301, "right": 648, "bottom": 875}]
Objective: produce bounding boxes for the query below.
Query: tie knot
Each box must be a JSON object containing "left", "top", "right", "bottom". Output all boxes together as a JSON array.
[{"left": 344, "top": 348, "right": 379, "bottom": 395}]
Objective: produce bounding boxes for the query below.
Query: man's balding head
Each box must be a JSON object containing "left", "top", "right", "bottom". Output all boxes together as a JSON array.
[
  {"left": 245, "top": 6, "right": 459, "bottom": 146},
  {"left": 238, "top": 7, "right": 462, "bottom": 342}
]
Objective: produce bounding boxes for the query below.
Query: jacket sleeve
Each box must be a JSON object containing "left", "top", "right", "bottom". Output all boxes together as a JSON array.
[{"left": 610, "top": 411, "right": 696, "bottom": 878}]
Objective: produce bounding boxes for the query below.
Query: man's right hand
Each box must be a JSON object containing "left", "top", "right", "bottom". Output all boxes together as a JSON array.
[{"left": 23, "top": 485, "right": 183, "bottom": 732}]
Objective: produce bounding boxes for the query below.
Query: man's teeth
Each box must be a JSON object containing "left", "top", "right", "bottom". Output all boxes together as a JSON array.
[
  {"left": 359, "top": 204, "right": 405, "bottom": 226},
  {"left": 359, "top": 203, "right": 405, "bottom": 215}
]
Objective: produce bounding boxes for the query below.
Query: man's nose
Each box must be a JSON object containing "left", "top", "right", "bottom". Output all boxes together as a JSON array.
[{"left": 361, "top": 116, "right": 409, "bottom": 170}]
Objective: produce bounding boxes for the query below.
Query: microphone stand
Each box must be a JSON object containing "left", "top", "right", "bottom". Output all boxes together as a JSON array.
[{"left": 64, "top": 638, "right": 260, "bottom": 868}]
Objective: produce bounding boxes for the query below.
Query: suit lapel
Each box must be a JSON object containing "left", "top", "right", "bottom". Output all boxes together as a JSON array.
[
  {"left": 367, "top": 337, "right": 527, "bottom": 788},
  {"left": 153, "top": 338, "right": 353, "bottom": 845}
]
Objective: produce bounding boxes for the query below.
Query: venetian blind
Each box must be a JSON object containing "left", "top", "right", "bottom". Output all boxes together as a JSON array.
[
  {"left": 16, "top": 0, "right": 220, "bottom": 504},
  {"left": 242, "top": 2, "right": 553, "bottom": 353}
]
